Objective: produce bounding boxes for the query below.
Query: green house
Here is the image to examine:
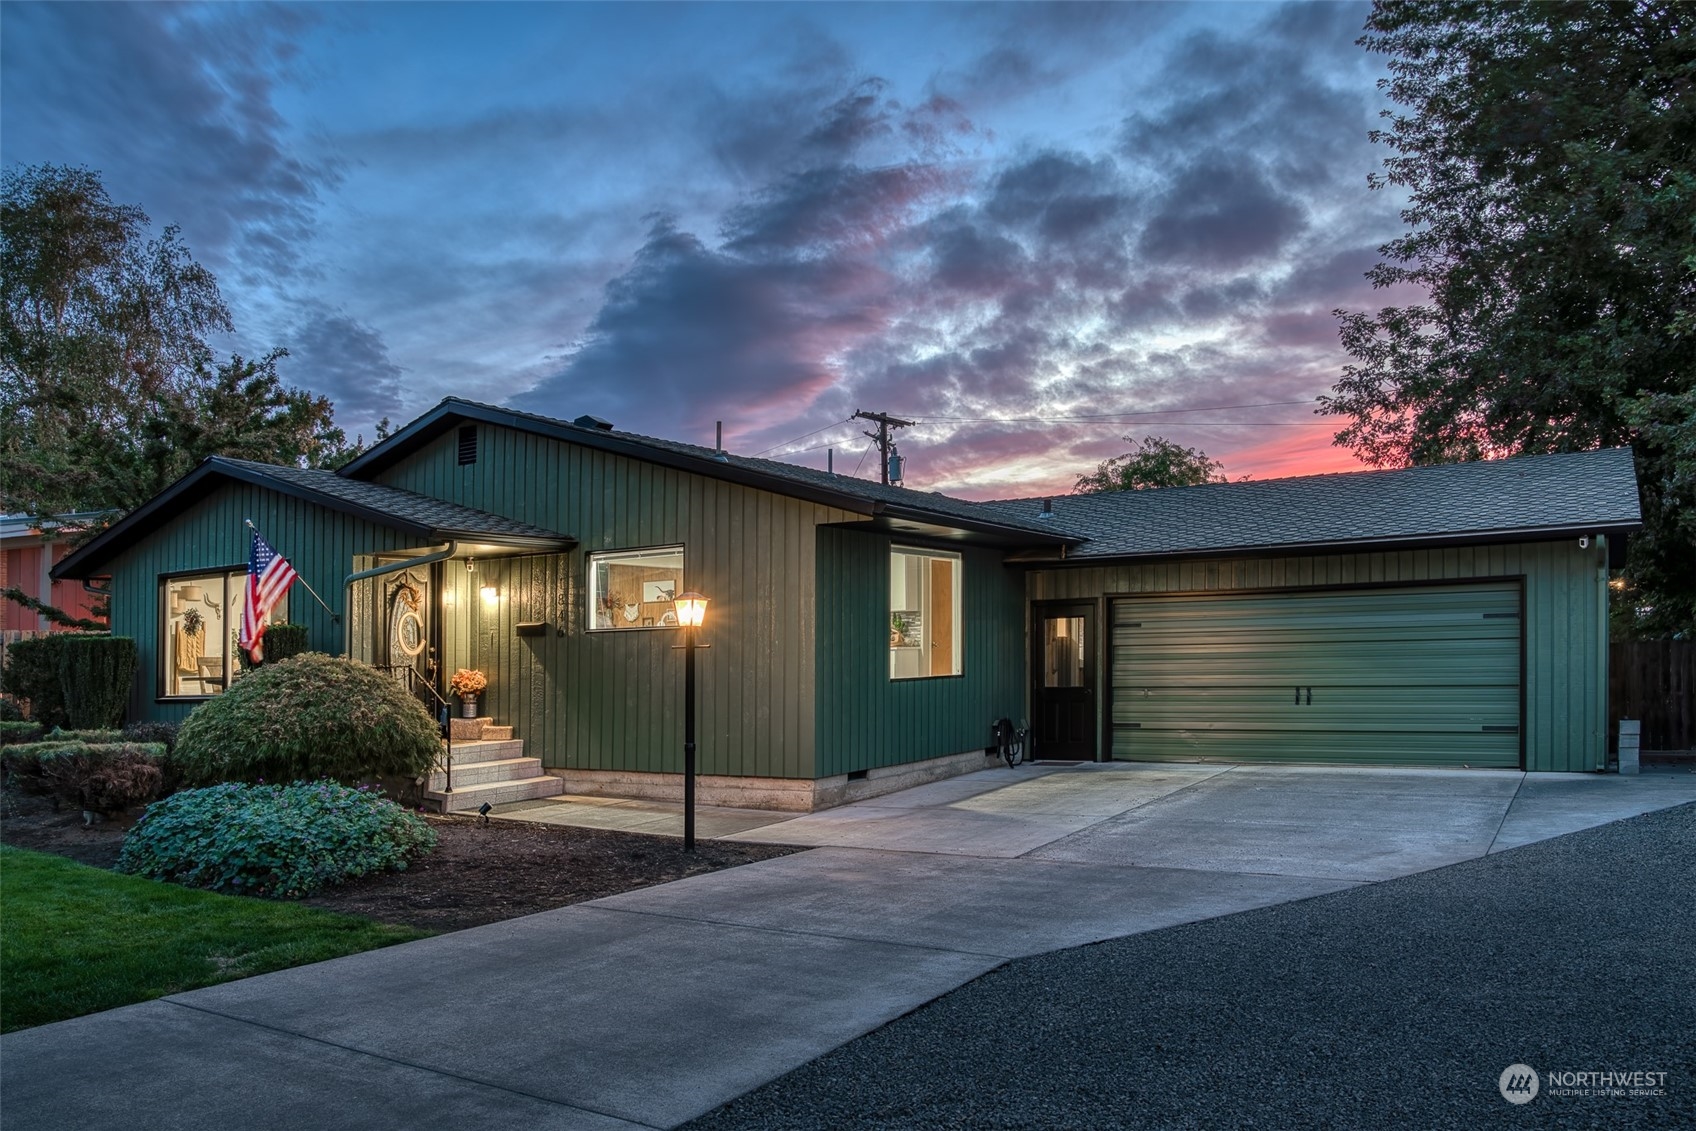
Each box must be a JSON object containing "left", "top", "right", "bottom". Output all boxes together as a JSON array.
[{"left": 53, "top": 399, "right": 1641, "bottom": 811}]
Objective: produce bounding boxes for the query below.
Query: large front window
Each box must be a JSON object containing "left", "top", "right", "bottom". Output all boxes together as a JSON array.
[
  {"left": 587, "top": 546, "right": 685, "bottom": 630},
  {"left": 159, "top": 570, "right": 288, "bottom": 698},
  {"left": 890, "top": 547, "right": 961, "bottom": 679}
]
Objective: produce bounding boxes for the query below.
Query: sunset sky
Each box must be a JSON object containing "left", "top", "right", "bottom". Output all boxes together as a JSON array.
[{"left": 1, "top": 1, "right": 1414, "bottom": 498}]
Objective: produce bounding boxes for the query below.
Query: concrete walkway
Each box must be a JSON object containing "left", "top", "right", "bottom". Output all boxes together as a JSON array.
[{"left": 5, "top": 763, "right": 1694, "bottom": 1130}]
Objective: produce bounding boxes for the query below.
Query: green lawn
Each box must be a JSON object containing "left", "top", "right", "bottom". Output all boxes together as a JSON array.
[{"left": 0, "top": 846, "right": 430, "bottom": 1033}]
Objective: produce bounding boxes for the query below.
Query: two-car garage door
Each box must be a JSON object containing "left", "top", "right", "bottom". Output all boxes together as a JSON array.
[{"left": 1109, "top": 582, "right": 1522, "bottom": 768}]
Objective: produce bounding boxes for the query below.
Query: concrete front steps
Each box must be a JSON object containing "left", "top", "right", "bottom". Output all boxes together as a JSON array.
[{"left": 424, "top": 737, "right": 563, "bottom": 813}]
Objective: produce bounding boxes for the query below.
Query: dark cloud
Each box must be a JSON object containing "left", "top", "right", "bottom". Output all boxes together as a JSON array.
[
  {"left": 936, "top": 2, "right": 1181, "bottom": 108},
  {"left": 723, "top": 163, "right": 949, "bottom": 255},
  {"left": 1138, "top": 157, "right": 1307, "bottom": 268},
  {"left": 984, "top": 152, "right": 1130, "bottom": 246},
  {"left": 280, "top": 309, "right": 405, "bottom": 430},
  {"left": 514, "top": 215, "right": 897, "bottom": 438},
  {"left": 0, "top": 3, "right": 339, "bottom": 283}
]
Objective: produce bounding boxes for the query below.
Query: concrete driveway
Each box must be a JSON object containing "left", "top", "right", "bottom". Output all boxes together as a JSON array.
[{"left": 4, "top": 763, "right": 1693, "bottom": 1130}]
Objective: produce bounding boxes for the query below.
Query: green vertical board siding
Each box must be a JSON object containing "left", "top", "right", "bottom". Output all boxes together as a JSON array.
[
  {"left": 814, "top": 527, "right": 1025, "bottom": 777},
  {"left": 102, "top": 481, "right": 416, "bottom": 723},
  {"left": 1029, "top": 540, "right": 1609, "bottom": 772},
  {"left": 371, "top": 425, "right": 860, "bottom": 779},
  {"left": 1110, "top": 583, "right": 1521, "bottom": 766}
]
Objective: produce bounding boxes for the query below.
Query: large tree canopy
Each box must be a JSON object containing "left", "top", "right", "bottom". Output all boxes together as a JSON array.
[
  {"left": 1074, "top": 436, "right": 1228, "bottom": 493},
  {"left": 1, "top": 164, "right": 359, "bottom": 533},
  {"left": 1323, "top": 1, "right": 1695, "bottom": 634}
]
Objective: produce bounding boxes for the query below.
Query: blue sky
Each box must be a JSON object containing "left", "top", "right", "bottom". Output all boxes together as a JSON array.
[{"left": 2, "top": 1, "right": 1408, "bottom": 496}]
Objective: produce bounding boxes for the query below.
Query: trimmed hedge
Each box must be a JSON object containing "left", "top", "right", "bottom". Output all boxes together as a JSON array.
[
  {"left": 1, "top": 741, "right": 167, "bottom": 814},
  {"left": 173, "top": 653, "right": 441, "bottom": 787},
  {"left": 60, "top": 636, "right": 137, "bottom": 729},
  {"left": 0, "top": 634, "right": 136, "bottom": 729},
  {"left": 237, "top": 624, "right": 310, "bottom": 673},
  {"left": 1, "top": 635, "right": 71, "bottom": 727},
  {"left": 117, "top": 781, "right": 438, "bottom": 897}
]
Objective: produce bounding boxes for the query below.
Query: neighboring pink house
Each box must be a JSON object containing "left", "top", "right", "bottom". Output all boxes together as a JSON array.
[{"left": 2, "top": 513, "right": 108, "bottom": 637}]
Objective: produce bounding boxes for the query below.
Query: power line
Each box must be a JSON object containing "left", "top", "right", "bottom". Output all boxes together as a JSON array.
[
  {"left": 852, "top": 442, "right": 874, "bottom": 478},
  {"left": 751, "top": 417, "right": 854, "bottom": 457},
  {"left": 910, "top": 399, "right": 1317, "bottom": 424}
]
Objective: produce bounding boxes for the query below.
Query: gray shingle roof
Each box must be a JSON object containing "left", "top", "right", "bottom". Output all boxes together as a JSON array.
[
  {"left": 212, "top": 458, "right": 568, "bottom": 544},
  {"left": 977, "top": 447, "right": 1642, "bottom": 559}
]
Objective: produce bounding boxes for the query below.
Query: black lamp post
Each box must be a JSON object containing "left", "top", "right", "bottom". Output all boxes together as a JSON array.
[{"left": 673, "top": 590, "right": 709, "bottom": 852}]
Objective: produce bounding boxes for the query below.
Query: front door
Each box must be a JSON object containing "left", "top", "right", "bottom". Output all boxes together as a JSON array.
[{"left": 1031, "top": 602, "right": 1096, "bottom": 760}]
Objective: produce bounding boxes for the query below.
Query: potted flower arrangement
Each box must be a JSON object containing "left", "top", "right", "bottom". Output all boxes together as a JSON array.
[{"left": 449, "top": 668, "right": 488, "bottom": 718}]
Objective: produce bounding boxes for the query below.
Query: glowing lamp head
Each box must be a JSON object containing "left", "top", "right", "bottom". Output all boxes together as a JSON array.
[
  {"left": 673, "top": 591, "right": 709, "bottom": 628},
  {"left": 480, "top": 585, "right": 499, "bottom": 603}
]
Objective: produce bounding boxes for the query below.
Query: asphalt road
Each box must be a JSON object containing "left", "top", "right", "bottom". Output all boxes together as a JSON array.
[{"left": 687, "top": 801, "right": 1696, "bottom": 1130}]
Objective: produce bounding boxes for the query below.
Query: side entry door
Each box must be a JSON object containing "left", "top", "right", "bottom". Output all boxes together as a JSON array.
[{"left": 1031, "top": 602, "right": 1097, "bottom": 760}]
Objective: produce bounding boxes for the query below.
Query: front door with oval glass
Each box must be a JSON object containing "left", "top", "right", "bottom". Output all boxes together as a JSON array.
[{"left": 1031, "top": 602, "right": 1096, "bottom": 760}]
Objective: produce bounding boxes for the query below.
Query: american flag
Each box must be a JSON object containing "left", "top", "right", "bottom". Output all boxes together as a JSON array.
[{"left": 239, "top": 530, "right": 297, "bottom": 663}]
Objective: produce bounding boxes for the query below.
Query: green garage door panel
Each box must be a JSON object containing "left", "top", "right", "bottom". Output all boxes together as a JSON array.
[{"left": 1111, "top": 583, "right": 1521, "bottom": 767}]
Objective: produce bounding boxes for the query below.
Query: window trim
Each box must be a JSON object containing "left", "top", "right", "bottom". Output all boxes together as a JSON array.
[
  {"left": 585, "top": 544, "right": 687, "bottom": 633},
  {"left": 888, "top": 545, "right": 963, "bottom": 682}
]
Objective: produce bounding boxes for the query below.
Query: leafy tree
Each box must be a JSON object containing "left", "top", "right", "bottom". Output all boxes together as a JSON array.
[
  {"left": 1074, "top": 436, "right": 1228, "bottom": 493},
  {"left": 1323, "top": 1, "right": 1696, "bottom": 635},
  {"left": 1, "top": 164, "right": 356, "bottom": 533}
]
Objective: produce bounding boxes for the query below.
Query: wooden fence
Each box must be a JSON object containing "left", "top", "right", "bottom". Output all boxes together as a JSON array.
[{"left": 1610, "top": 639, "right": 1695, "bottom": 752}]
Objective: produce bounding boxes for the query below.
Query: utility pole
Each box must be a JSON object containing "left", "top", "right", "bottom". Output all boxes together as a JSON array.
[{"left": 853, "top": 409, "right": 914, "bottom": 486}]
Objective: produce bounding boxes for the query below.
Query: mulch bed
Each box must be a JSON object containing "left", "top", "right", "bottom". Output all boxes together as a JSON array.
[{"left": 0, "top": 792, "right": 801, "bottom": 933}]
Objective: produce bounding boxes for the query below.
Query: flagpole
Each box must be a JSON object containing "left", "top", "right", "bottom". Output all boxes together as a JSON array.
[{"left": 245, "top": 519, "right": 340, "bottom": 623}]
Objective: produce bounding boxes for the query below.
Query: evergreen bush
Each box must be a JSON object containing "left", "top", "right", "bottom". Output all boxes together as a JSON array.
[
  {"left": 1, "top": 634, "right": 72, "bottom": 727},
  {"left": 1, "top": 721, "right": 44, "bottom": 745},
  {"left": 1, "top": 740, "right": 166, "bottom": 812},
  {"left": 58, "top": 635, "right": 136, "bottom": 729},
  {"left": 118, "top": 781, "right": 437, "bottom": 897},
  {"left": 173, "top": 653, "right": 441, "bottom": 787}
]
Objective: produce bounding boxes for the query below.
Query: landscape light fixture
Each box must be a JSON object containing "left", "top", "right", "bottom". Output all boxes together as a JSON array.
[
  {"left": 478, "top": 801, "right": 492, "bottom": 826},
  {"left": 672, "top": 591, "right": 710, "bottom": 851}
]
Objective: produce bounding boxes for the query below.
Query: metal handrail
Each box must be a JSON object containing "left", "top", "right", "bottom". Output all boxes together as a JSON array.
[{"left": 380, "top": 664, "right": 454, "bottom": 794}]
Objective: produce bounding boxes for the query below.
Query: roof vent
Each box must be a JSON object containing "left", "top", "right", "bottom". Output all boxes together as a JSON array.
[
  {"left": 457, "top": 425, "right": 478, "bottom": 465},
  {"left": 574, "top": 414, "right": 614, "bottom": 431},
  {"left": 1039, "top": 498, "right": 1053, "bottom": 519}
]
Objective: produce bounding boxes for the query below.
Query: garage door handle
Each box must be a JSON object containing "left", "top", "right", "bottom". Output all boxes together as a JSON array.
[
  {"left": 1294, "top": 686, "right": 1301, "bottom": 705},
  {"left": 1306, "top": 686, "right": 1312, "bottom": 705}
]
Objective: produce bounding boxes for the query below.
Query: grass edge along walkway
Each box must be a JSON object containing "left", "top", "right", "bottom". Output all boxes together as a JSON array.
[{"left": 0, "top": 845, "right": 430, "bottom": 1033}]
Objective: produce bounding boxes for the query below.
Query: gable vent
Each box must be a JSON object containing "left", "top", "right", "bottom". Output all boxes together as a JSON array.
[{"left": 457, "top": 425, "right": 478, "bottom": 465}]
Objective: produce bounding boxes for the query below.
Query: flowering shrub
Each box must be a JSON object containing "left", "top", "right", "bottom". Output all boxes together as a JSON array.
[
  {"left": 118, "top": 781, "right": 437, "bottom": 898},
  {"left": 448, "top": 669, "right": 487, "bottom": 697}
]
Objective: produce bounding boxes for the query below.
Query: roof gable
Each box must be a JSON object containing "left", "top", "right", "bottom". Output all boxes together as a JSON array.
[
  {"left": 340, "top": 398, "right": 1081, "bottom": 549},
  {"left": 51, "top": 457, "right": 573, "bottom": 580}
]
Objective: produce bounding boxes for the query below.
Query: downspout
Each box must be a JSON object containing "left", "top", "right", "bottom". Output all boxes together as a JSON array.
[{"left": 342, "top": 542, "right": 459, "bottom": 658}]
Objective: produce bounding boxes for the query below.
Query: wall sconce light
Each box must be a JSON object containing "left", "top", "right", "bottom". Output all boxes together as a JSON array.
[{"left": 480, "top": 585, "right": 500, "bottom": 603}]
